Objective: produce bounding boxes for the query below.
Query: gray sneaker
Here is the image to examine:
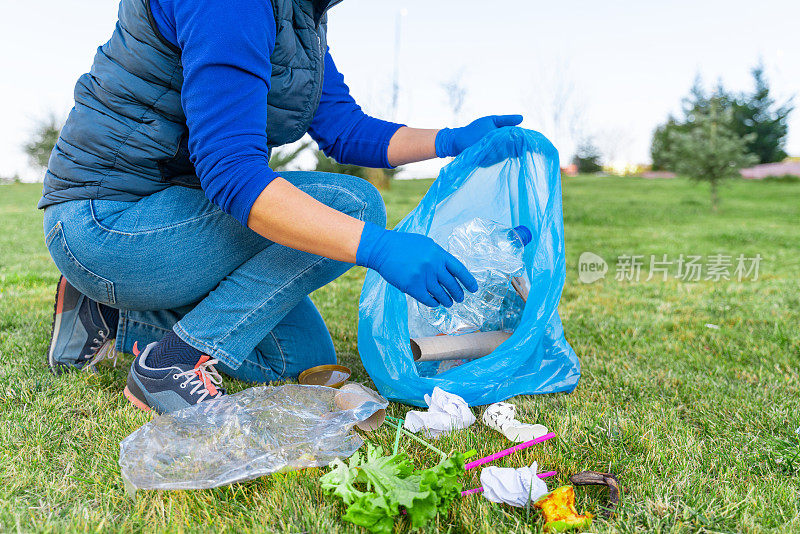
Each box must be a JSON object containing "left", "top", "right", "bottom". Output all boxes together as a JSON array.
[
  {"left": 47, "top": 276, "right": 117, "bottom": 374},
  {"left": 124, "top": 342, "right": 225, "bottom": 414}
]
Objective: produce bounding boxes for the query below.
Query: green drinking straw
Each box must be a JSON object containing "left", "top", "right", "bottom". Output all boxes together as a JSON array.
[
  {"left": 392, "top": 418, "right": 404, "bottom": 456},
  {"left": 386, "top": 419, "right": 446, "bottom": 457}
]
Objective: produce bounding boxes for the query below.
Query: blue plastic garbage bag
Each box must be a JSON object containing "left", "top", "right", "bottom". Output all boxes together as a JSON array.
[{"left": 357, "top": 127, "right": 580, "bottom": 407}]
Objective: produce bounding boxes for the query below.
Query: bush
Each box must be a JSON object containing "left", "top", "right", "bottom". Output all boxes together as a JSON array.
[{"left": 572, "top": 139, "right": 603, "bottom": 174}]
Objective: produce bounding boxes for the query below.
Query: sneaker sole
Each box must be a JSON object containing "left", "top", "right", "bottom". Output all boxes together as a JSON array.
[
  {"left": 123, "top": 385, "right": 151, "bottom": 412},
  {"left": 47, "top": 276, "right": 68, "bottom": 376},
  {"left": 124, "top": 369, "right": 153, "bottom": 412}
]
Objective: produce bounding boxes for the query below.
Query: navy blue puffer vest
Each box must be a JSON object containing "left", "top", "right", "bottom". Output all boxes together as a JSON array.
[{"left": 39, "top": 0, "right": 337, "bottom": 208}]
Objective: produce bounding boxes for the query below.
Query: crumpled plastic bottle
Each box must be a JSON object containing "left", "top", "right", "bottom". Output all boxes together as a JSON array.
[
  {"left": 420, "top": 218, "right": 532, "bottom": 335},
  {"left": 483, "top": 287, "right": 527, "bottom": 333}
]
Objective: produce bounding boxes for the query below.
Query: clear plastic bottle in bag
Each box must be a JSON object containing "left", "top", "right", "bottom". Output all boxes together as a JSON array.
[
  {"left": 483, "top": 286, "right": 527, "bottom": 333},
  {"left": 420, "top": 218, "right": 532, "bottom": 334}
]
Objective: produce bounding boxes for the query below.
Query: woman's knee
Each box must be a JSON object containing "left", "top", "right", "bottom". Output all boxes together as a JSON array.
[
  {"left": 353, "top": 179, "right": 387, "bottom": 228},
  {"left": 301, "top": 342, "right": 337, "bottom": 372},
  {"left": 282, "top": 171, "right": 387, "bottom": 228},
  {"left": 220, "top": 339, "right": 335, "bottom": 384},
  {"left": 313, "top": 172, "right": 386, "bottom": 228}
]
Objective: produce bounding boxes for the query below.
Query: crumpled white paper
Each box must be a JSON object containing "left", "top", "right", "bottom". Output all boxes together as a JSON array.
[
  {"left": 403, "top": 386, "right": 476, "bottom": 438},
  {"left": 480, "top": 461, "right": 549, "bottom": 507},
  {"left": 482, "top": 401, "right": 548, "bottom": 443}
]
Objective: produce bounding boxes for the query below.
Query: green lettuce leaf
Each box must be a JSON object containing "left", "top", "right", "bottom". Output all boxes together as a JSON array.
[
  {"left": 320, "top": 455, "right": 364, "bottom": 505},
  {"left": 321, "top": 444, "right": 466, "bottom": 534},
  {"left": 419, "top": 452, "right": 466, "bottom": 514},
  {"left": 343, "top": 493, "right": 397, "bottom": 534}
]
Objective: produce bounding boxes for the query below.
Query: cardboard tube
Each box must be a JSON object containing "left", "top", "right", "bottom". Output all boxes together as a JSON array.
[
  {"left": 511, "top": 276, "right": 529, "bottom": 302},
  {"left": 334, "top": 383, "right": 386, "bottom": 431},
  {"left": 410, "top": 331, "right": 512, "bottom": 362}
]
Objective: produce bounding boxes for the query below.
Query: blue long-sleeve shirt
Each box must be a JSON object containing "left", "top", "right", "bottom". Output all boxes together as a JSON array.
[{"left": 150, "top": 0, "right": 403, "bottom": 225}]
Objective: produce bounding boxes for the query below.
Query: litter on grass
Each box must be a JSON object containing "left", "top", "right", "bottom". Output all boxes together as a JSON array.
[
  {"left": 335, "top": 382, "right": 387, "bottom": 431},
  {"left": 298, "top": 364, "right": 351, "bottom": 387},
  {"left": 480, "top": 461, "right": 549, "bottom": 507},
  {"left": 482, "top": 401, "right": 549, "bottom": 443},
  {"left": 569, "top": 470, "right": 621, "bottom": 518},
  {"left": 119, "top": 384, "right": 387, "bottom": 494},
  {"left": 465, "top": 432, "right": 555, "bottom": 470},
  {"left": 403, "top": 387, "right": 476, "bottom": 438},
  {"left": 534, "top": 486, "right": 593, "bottom": 533}
]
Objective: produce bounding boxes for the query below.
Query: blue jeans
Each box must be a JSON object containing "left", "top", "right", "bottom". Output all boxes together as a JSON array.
[{"left": 42, "top": 171, "right": 386, "bottom": 383}]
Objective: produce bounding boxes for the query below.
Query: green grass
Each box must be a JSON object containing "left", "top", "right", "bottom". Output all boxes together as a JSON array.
[{"left": 1, "top": 176, "right": 799, "bottom": 533}]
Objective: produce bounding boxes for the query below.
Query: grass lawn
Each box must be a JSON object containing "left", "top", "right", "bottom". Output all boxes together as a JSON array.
[{"left": 1, "top": 175, "right": 799, "bottom": 533}]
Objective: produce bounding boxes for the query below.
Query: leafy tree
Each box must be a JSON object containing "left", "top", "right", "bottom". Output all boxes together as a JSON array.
[
  {"left": 731, "top": 63, "right": 793, "bottom": 164},
  {"left": 662, "top": 99, "right": 757, "bottom": 211},
  {"left": 23, "top": 115, "right": 62, "bottom": 170},
  {"left": 572, "top": 138, "right": 603, "bottom": 173},
  {"left": 651, "top": 118, "right": 681, "bottom": 171}
]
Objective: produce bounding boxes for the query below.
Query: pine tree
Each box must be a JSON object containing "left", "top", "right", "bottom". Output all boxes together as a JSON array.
[
  {"left": 651, "top": 66, "right": 793, "bottom": 169},
  {"left": 731, "top": 63, "right": 794, "bottom": 163},
  {"left": 663, "top": 99, "right": 757, "bottom": 211}
]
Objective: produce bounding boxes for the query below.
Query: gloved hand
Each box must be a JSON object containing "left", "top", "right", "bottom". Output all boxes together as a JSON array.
[
  {"left": 356, "top": 222, "right": 479, "bottom": 308},
  {"left": 435, "top": 114, "right": 524, "bottom": 158}
]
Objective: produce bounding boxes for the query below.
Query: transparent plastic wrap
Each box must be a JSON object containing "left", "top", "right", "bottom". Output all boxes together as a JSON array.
[
  {"left": 119, "top": 384, "right": 388, "bottom": 493},
  {"left": 419, "top": 218, "right": 529, "bottom": 334},
  {"left": 358, "top": 127, "right": 580, "bottom": 406}
]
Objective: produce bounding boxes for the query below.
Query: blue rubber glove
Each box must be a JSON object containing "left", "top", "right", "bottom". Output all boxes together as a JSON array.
[
  {"left": 356, "top": 222, "right": 479, "bottom": 308},
  {"left": 435, "top": 114, "right": 524, "bottom": 158}
]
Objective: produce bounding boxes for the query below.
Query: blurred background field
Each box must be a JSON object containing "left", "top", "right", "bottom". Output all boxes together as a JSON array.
[{"left": 1, "top": 175, "right": 798, "bottom": 532}]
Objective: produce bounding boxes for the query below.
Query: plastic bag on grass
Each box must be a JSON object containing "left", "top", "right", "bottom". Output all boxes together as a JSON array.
[
  {"left": 119, "top": 384, "right": 387, "bottom": 493},
  {"left": 357, "top": 127, "right": 580, "bottom": 406}
]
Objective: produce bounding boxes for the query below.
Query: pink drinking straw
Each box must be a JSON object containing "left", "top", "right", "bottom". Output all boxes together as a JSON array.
[
  {"left": 464, "top": 432, "right": 555, "bottom": 470},
  {"left": 461, "top": 471, "right": 557, "bottom": 497}
]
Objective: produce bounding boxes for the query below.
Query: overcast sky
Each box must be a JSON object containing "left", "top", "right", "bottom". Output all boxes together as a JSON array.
[{"left": 1, "top": 0, "right": 798, "bottom": 180}]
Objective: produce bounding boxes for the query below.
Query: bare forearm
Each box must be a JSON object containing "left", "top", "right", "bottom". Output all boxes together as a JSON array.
[
  {"left": 386, "top": 126, "right": 439, "bottom": 167},
  {"left": 246, "top": 177, "right": 365, "bottom": 263}
]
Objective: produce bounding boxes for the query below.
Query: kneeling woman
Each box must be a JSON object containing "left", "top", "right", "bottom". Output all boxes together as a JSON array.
[{"left": 40, "top": 0, "right": 522, "bottom": 413}]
